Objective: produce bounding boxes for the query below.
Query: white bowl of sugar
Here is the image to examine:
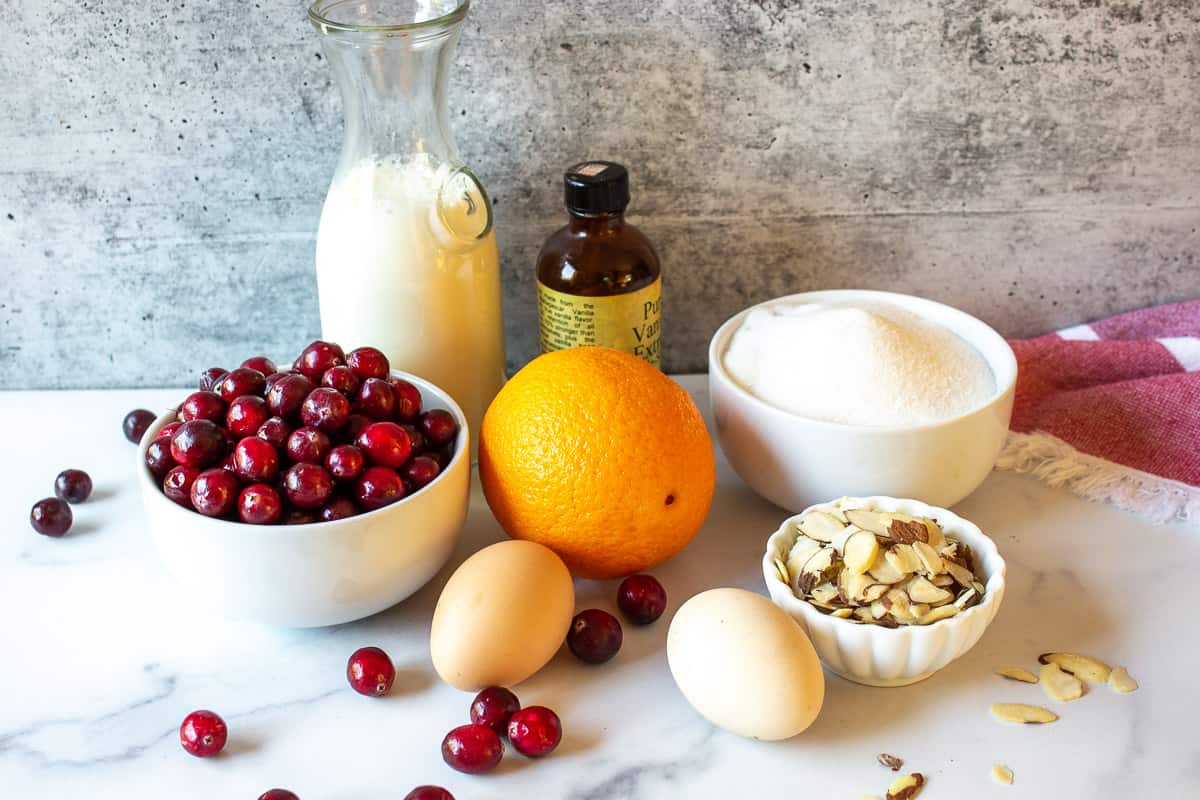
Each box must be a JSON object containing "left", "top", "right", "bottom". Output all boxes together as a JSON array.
[{"left": 708, "top": 290, "right": 1017, "bottom": 511}]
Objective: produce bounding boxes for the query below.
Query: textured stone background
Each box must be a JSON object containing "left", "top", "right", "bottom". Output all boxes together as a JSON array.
[{"left": 2, "top": 0, "right": 1197, "bottom": 388}]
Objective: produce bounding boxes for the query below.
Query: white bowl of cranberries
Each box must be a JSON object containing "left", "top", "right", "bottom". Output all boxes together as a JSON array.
[{"left": 136, "top": 341, "right": 471, "bottom": 627}]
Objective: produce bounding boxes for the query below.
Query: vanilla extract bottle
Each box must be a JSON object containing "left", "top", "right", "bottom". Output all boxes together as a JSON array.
[{"left": 535, "top": 162, "right": 662, "bottom": 367}]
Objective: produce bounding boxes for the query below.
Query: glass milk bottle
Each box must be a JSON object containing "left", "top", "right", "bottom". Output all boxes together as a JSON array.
[{"left": 309, "top": 0, "right": 505, "bottom": 452}]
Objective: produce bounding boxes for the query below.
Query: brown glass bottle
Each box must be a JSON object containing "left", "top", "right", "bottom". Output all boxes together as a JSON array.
[{"left": 536, "top": 161, "right": 662, "bottom": 367}]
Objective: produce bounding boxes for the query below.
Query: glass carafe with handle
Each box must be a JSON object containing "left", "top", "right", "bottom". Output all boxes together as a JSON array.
[{"left": 308, "top": 0, "right": 504, "bottom": 454}]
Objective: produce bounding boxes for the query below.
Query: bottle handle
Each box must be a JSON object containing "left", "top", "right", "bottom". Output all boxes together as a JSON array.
[{"left": 431, "top": 164, "right": 494, "bottom": 250}]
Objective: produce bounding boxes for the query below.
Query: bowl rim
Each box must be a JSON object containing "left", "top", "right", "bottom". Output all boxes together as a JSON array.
[
  {"left": 762, "top": 494, "right": 1007, "bottom": 637},
  {"left": 137, "top": 367, "right": 470, "bottom": 531},
  {"left": 708, "top": 289, "right": 1019, "bottom": 434}
]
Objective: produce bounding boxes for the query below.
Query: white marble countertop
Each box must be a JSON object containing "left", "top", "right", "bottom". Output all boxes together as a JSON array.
[{"left": 2, "top": 378, "right": 1196, "bottom": 799}]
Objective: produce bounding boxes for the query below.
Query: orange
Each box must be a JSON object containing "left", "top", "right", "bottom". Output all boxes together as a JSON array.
[{"left": 478, "top": 348, "right": 716, "bottom": 579}]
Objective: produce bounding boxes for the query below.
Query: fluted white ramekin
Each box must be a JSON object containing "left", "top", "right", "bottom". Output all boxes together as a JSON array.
[{"left": 762, "top": 495, "right": 1006, "bottom": 687}]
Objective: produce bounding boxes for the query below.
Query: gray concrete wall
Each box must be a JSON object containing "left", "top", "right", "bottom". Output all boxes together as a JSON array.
[{"left": 2, "top": 0, "right": 1197, "bottom": 388}]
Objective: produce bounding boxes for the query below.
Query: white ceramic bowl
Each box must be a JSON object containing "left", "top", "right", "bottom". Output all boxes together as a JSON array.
[
  {"left": 137, "top": 370, "right": 470, "bottom": 628},
  {"left": 762, "top": 495, "right": 1006, "bottom": 686},
  {"left": 708, "top": 290, "right": 1017, "bottom": 511}
]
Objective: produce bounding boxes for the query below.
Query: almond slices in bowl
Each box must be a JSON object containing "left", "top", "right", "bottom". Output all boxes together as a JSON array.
[{"left": 778, "top": 500, "right": 984, "bottom": 628}]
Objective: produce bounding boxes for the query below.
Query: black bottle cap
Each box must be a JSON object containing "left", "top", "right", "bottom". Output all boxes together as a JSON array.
[{"left": 564, "top": 161, "right": 630, "bottom": 215}]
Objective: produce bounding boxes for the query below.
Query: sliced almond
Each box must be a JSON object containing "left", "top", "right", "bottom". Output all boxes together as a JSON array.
[
  {"left": 853, "top": 606, "right": 875, "bottom": 622},
  {"left": 911, "top": 540, "right": 944, "bottom": 575},
  {"left": 923, "top": 520, "right": 945, "bottom": 549},
  {"left": 862, "top": 581, "right": 890, "bottom": 603},
  {"left": 809, "top": 582, "right": 840, "bottom": 607},
  {"left": 830, "top": 607, "right": 853, "bottom": 619},
  {"left": 931, "top": 573, "right": 955, "bottom": 588},
  {"left": 772, "top": 557, "right": 789, "bottom": 585},
  {"left": 887, "top": 517, "right": 930, "bottom": 545},
  {"left": 839, "top": 570, "right": 874, "bottom": 605},
  {"left": 1108, "top": 666, "right": 1139, "bottom": 693},
  {"left": 844, "top": 508, "right": 890, "bottom": 536},
  {"left": 785, "top": 536, "right": 822, "bottom": 582},
  {"left": 990, "top": 703, "right": 1058, "bottom": 724},
  {"left": 905, "top": 576, "right": 953, "bottom": 605},
  {"left": 831, "top": 524, "right": 863, "bottom": 555},
  {"left": 916, "top": 604, "right": 958, "bottom": 625},
  {"left": 884, "top": 589, "right": 916, "bottom": 622},
  {"left": 953, "top": 587, "right": 978, "bottom": 610},
  {"left": 1039, "top": 662, "right": 1084, "bottom": 702},
  {"left": 909, "top": 603, "right": 930, "bottom": 618},
  {"left": 885, "top": 772, "right": 925, "bottom": 800},
  {"left": 990, "top": 764, "right": 1014, "bottom": 786},
  {"left": 877, "top": 752, "right": 904, "bottom": 771},
  {"left": 886, "top": 544, "right": 923, "bottom": 575},
  {"left": 798, "top": 510, "right": 845, "bottom": 542},
  {"left": 971, "top": 580, "right": 986, "bottom": 595},
  {"left": 797, "top": 546, "right": 838, "bottom": 594},
  {"left": 844, "top": 530, "right": 880, "bottom": 575},
  {"left": 867, "top": 550, "right": 906, "bottom": 583},
  {"left": 942, "top": 558, "right": 976, "bottom": 588},
  {"left": 870, "top": 599, "right": 889, "bottom": 620},
  {"left": 995, "top": 666, "right": 1038, "bottom": 683},
  {"left": 1038, "top": 652, "right": 1111, "bottom": 684}
]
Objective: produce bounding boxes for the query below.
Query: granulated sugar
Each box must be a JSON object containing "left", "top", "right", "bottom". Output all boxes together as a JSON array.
[{"left": 722, "top": 302, "right": 995, "bottom": 426}]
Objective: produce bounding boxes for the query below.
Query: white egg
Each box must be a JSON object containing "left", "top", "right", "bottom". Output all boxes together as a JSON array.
[{"left": 667, "top": 587, "right": 825, "bottom": 740}]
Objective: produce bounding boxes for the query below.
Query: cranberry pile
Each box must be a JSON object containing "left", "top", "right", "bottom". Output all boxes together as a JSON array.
[{"left": 144, "top": 342, "right": 458, "bottom": 524}]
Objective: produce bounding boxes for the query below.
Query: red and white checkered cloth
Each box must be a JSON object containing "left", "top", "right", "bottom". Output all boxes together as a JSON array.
[{"left": 999, "top": 300, "right": 1200, "bottom": 521}]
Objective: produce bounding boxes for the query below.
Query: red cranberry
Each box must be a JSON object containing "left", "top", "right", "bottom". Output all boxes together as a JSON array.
[
  {"left": 179, "top": 710, "right": 227, "bottom": 757},
  {"left": 355, "top": 466, "right": 406, "bottom": 510},
  {"left": 30, "top": 498, "right": 72, "bottom": 537},
  {"left": 232, "top": 437, "right": 280, "bottom": 483},
  {"left": 217, "top": 367, "right": 267, "bottom": 402},
  {"left": 567, "top": 609, "right": 622, "bottom": 664},
  {"left": 263, "top": 371, "right": 292, "bottom": 393},
  {"left": 156, "top": 421, "right": 183, "bottom": 441},
  {"left": 428, "top": 447, "right": 453, "bottom": 470},
  {"left": 301, "top": 387, "right": 351, "bottom": 433},
  {"left": 325, "top": 444, "right": 365, "bottom": 482},
  {"left": 54, "top": 469, "right": 93, "bottom": 504},
  {"left": 123, "top": 409, "right": 157, "bottom": 443},
  {"left": 296, "top": 340, "right": 345, "bottom": 381},
  {"left": 321, "top": 365, "right": 360, "bottom": 396},
  {"left": 356, "top": 378, "right": 395, "bottom": 421},
  {"left": 241, "top": 356, "right": 277, "bottom": 375},
  {"left": 145, "top": 438, "right": 177, "bottom": 479},
  {"left": 346, "top": 347, "right": 389, "bottom": 380},
  {"left": 401, "top": 423, "right": 425, "bottom": 453},
  {"left": 320, "top": 496, "right": 359, "bottom": 521},
  {"left": 404, "top": 787, "right": 454, "bottom": 800},
  {"left": 470, "top": 686, "right": 520, "bottom": 734},
  {"left": 401, "top": 456, "right": 440, "bottom": 491},
  {"left": 238, "top": 483, "right": 283, "bottom": 524},
  {"left": 170, "top": 420, "right": 227, "bottom": 469},
  {"left": 179, "top": 391, "right": 227, "bottom": 423},
  {"left": 283, "top": 463, "right": 334, "bottom": 510},
  {"left": 190, "top": 469, "right": 241, "bottom": 517},
  {"left": 507, "top": 705, "right": 562, "bottom": 758},
  {"left": 617, "top": 574, "right": 668, "bottom": 625},
  {"left": 344, "top": 413, "right": 372, "bottom": 443},
  {"left": 420, "top": 409, "right": 458, "bottom": 448},
  {"left": 388, "top": 378, "right": 422, "bottom": 421},
  {"left": 227, "top": 395, "right": 270, "bottom": 438},
  {"left": 258, "top": 791, "right": 299, "bottom": 800},
  {"left": 163, "top": 466, "right": 200, "bottom": 507},
  {"left": 199, "top": 367, "right": 228, "bottom": 392},
  {"left": 256, "top": 416, "right": 291, "bottom": 449},
  {"left": 346, "top": 646, "right": 395, "bottom": 696},
  {"left": 441, "top": 724, "right": 503, "bottom": 774},
  {"left": 266, "top": 374, "right": 315, "bottom": 422},
  {"left": 218, "top": 452, "right": 238, "bottom": 473},
  {"left": 284, "top": 509, "right": 318, "bottom": 525},
  {"left": 286, "top": 426, "right": 332, "bottom": 464},
  {"left": 356, "top": 422, "right": 412, "bottom": 468}
]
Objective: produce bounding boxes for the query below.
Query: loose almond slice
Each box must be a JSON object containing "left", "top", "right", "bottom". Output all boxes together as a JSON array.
[
  {"left": 911, "top": 540, "right": 944, "bottom": 575},
  {"left": 995, "top": 666, "right": 1038, "bottom": 684},
  {"left": 990, "top": 703, "right": 1058, "bottom": 724},
  {"left": 991, "top": 764, "right": 1014, "bottom": 785},
  {"left": 1108, "top": 666, "right": 1139, "bottom": 693},
  {"left": 1038, "top": 652, "right": 1112, "bottom": 684},
  {"left": 885, "top": 772, "right": 925, "bottom": 800},
  {"left": 844, "top": 530, "right": 880, "bottom": 575},
  {"left": 799, "top": 510, "right": 846, "bottom": 542},
  {"left": 1040, "top": 662, "right": 1084, "bottom": 702},
  {"left": 905, "top": 576, "right": 953, "bottom": 605},
  {"left": 878, "top": 752, "right": 904, "bottom": 771}
]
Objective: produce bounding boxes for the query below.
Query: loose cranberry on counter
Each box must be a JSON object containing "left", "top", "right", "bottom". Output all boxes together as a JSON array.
[
  {"left": 238, "top": 483, "right": 283, "bottom": 525},
  {"left": 178, "top": 391, "right": 226, "bottom": 423},
  {"left": 170, "top": 420, "right": 227, "bottom": 469},
  {"left": 145, "top": 439, "right": 177, "bottom": 479},
  {"left": 441, "top": 724, "right": 503, "bottom": 774},
  {"left": 401, "top": 456, "right": 440, "bottom": 491},
  {"left": 227, "top": 395, "right": 270, "bottom": 438},
  {"left": 284, "top": 509, "right": 318, "bottom": 525},
  {"left": 122, "top": 409, "right": 157, "bottom": 443},
  {"left": 389, "top": 378, "right": 422, "bottom": 422},
  {"left": 156, "top": 421, "right": 183, "bottom": 442},
  {"left": 356, "top": 422, "right": 412, "bottom": 468},
  {"left": 355, "top": 466, "right": 406, "bottom": 510},
  {"left": 190, "top": 469, "right": 241, "bottom": 517},
  {"left": 163, "top": 466, "right": 200, "bottom": 508},
  {"left": 198, "top": 367, "right": 228, "bottom": 392},
  {"left": 321, "top": 365, "right": 360, "bottom": 396},
  {"left": 54, "top": 469, "right": 93, "bottom": 504},
  {"left": 256, "top": 416, "right": 291, "bottom": 449},
  {"left": 320, "top": 496, "right": 359, "bottom": 521},
  {"left": 258, "top": 790, "right": 299, "bottom": 800},
  {"left": 356, "top": 378, "right": 395, "bottom": 421},
  {"left": 567, "top": 609, "right": 623, "bottom": 664},
  {"left": 403, "top": 787, "right": 454, "bottom": 800},
  {"left": 286, "top": 426, "right": 332, "bottom": 464},
  {"left": 266, "top": 374, "right": 315, "bottom": 422},
  {"left": 179, "top": 710, "right": 227, "bottom": 757},
  {"left": 346, "top": 347, "right": 389, "bottom": 380},
  {"left": 344, "top": 413, "right": 372, "bottom": 443},
  {"left": 617, "top": 574, "right": 668, "bottom": 625},
  {"left": 283, "top": 463, "right": 334, "bottom": 510},
  {"left": 470, "top": 686, "right": 520, "bottom": 735},
  {"left": 241, "top": 355, "right": 277, "bottom": 376},
  {"left": 232, "top": 437, "right": 280, "bottom": 483},
  {"left": 217, "top": 367, "right": 267, "bottom": 402},
  {"left": 295, "top": 340, "right": 345, "bottom": 382},
  {"left": 507, "top": 705, "right": 562, "bottom": 758},
  {"left": 30, "top": 498, "right": 72, "bottom": 537},
  {"left": 346, "top": 646, "right": 396, "bottom": 696},
  {"left": 325, "top": 444, "right": 365, "bottom": 482},
  {"left": 419, "top": 409, "right": 458, "bottom": 448},
  {"left": 300, "top": 387, "right": 351, "bottom": 433}
]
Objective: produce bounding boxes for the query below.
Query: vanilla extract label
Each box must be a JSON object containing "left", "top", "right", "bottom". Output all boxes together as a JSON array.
[{"left": 537, "top": 278, "right": 662, "bottom": 368}]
